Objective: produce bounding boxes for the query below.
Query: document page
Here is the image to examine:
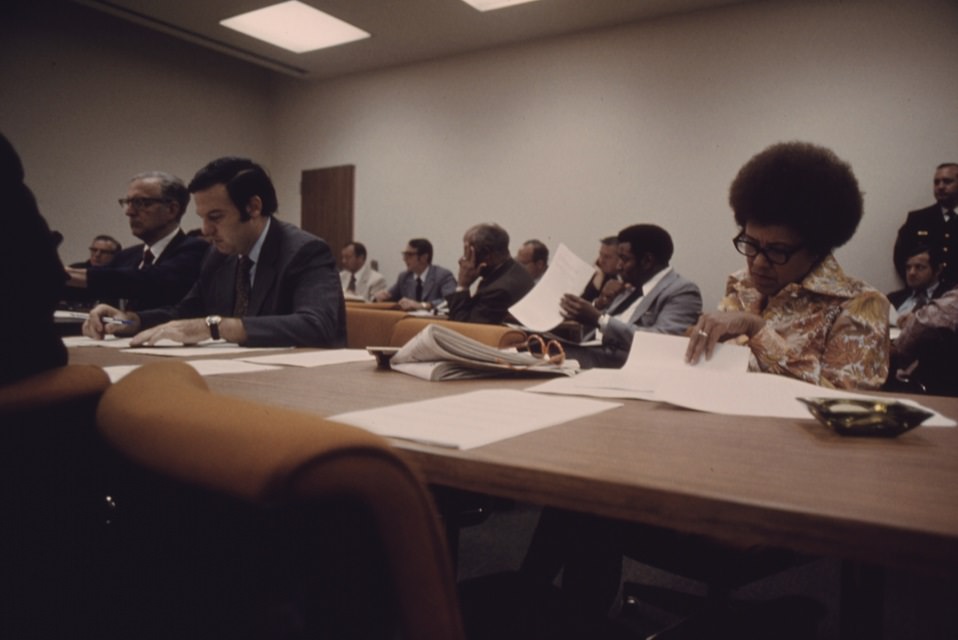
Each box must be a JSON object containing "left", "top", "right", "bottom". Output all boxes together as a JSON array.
[
  {"left": 329, "top": 388, "right": 621, "bottom": 449},
  {"left": 240, "top": 349, "right": 375, "bottom": 367},
  {"left": 102, "top": 359, "right": 280, "bottom": 383},
  {"left": 508, "top": 243, "right": 596, "bottom": 332},
  {"left": 529, "top": 333, "right": 955, "bottom": 426},
  {"left": 529, "top": 332, "right": 750, "bottom": 400}
]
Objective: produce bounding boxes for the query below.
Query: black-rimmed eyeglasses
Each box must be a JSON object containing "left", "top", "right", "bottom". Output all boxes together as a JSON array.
[
  {"left": 733, "top": 233, "right": 803, "bottom": 266},
  {"left": 118, "top": 197, "right": 171, "bottom": 210}
]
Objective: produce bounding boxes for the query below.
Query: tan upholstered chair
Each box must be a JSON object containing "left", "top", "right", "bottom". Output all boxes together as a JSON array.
[
  {"left": 346, "top": 306, "right": 408, "bottom": 348},
  {"left": 1, "top": 364, "right": 112, "bottom": 637},
  {"left": 390, "top": 317, "right": 526, "bottom": 349},
  {"left": 95, "top": 360, "right": 464, "bottom": 640}
]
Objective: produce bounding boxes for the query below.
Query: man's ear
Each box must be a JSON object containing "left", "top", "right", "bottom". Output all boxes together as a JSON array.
[{"left": 246, "top": 195, "right": 263, "bottom": 219}]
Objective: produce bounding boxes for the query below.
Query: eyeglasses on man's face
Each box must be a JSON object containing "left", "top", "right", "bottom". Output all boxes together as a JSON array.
[
  {"left": 118, "top": 197, "right": 171, "bottom": 211},
  {"left": 732, "top": 233, "right": 803, "bottom": 266}
]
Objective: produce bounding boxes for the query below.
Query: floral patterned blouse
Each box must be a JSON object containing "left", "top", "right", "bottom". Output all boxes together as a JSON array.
[{"left": 719, "top": 255, "right": 890, "bottom": 390}]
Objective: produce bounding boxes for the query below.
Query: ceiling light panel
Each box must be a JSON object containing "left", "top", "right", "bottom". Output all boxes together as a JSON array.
[
  {"left": 460, "top": 0, "right": 542, "bottom": 11},
  {"left": 220, "top": 1, "right": 370, "bottom": 53}
]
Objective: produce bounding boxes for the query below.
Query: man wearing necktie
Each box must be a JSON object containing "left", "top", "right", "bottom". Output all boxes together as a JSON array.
[
  {"left": 62, "top": 171, "right": 208, "bottom": 310},
  {"left": 558, "top": 224, "right": 703, "bottom": 369},
  {"left": 83, "top": 157, "right": 346, "bottom": 348},
  {"left": 373, "top": 238, "right": 457, "bottom": 311},
  {"left": 894, "top": 162, "right": 958, "bottom": 285},
  {"left": 338, "top": 241, "right": 386, "bottom": 301},
  {"left": 887, "top": 244, "right": 950, "bottom": 323}
]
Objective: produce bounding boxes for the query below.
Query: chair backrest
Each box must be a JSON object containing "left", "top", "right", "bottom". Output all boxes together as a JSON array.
[
  {"left": 390, "top": 317, "right": 527, "bottom": 349},
  {"left": 346, "top": 306, "right": 408, "bottom": 348},
  {"left": 95, "top": 360, "right": 464, "bottom": 640},
  {"left": 1, "top": 364, "right": 112, "bottom": 637}
]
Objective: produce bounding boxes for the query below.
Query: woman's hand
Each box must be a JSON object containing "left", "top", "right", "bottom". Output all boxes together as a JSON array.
[{"left": 686, "top": 311, "right": 765, "bottom": 364}]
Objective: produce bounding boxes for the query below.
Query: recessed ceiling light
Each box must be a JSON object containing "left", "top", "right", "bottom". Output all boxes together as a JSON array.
[
  {"left": 460, "top": 0, "right": 542, "bottom": 11},
  {"left": 220, "top": 0, "right": 370, "bottom": 54}
]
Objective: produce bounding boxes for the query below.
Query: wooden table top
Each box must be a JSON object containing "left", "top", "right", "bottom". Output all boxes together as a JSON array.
[{"left": 70, "top": 346, "right": 958, "bottom": 576}]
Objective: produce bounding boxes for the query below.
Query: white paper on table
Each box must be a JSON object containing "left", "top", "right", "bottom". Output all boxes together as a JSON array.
[
  {"left": 329, "top": 388, "right": 621, "bottom": 450},
  {"left": 102, "top": 359, "right": 281, "bottom": 383},
  {"left": 62, "top": 335, "right": 132, "bottom": 349},
  {"left": 123, "top": 340, "right": 280, "bottom": 357},
  {"left": 508, "top": 244, "right": 596, "bottom": 332},
  {"left": 240, "top": 349, "right": 375, "bottom": 367},
  {"left": 529, "top": 333, "right": 750, "bottom": 400},
  {"left": 527, "top": 333, "right": 955, "bottom": 427}
]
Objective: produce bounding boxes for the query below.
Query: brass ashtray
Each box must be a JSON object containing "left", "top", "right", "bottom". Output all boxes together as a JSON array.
[{"left": 797, "top": 397, "right": 932, "bottom": 437}]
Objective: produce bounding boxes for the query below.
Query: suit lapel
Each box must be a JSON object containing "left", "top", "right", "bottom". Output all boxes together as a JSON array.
[
  {"left": 155, "top": 229, "right": 185, "bottom": 265},
  {"left": 626, "top": 271, "right": 677, "bottom": 325}
]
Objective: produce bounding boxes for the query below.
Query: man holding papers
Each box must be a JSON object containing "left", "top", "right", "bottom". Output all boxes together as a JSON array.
[{"left": 560, "top": 224, "right": 702, "bottom": 368}]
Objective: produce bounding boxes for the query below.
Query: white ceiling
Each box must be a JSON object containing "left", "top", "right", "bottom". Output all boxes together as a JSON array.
[{"left": 73, "top": 0, "right": 755, "bottom": 80}]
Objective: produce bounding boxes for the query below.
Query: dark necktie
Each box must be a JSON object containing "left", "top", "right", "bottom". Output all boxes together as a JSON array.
[
  {"left": 139, "top": 248, "right": 155, "bottom": 270},
  {"left": 347, "top": 273, "right": 357, "bottom": 293},
  {"left": 233, "top": 256, "right": 253, "bottom": 317},
  {"left": 913, "top": 290, "right": 930, "bottom": 312},
  {"left": 415, "top": 276, "right": 424, "bottom": 302}
]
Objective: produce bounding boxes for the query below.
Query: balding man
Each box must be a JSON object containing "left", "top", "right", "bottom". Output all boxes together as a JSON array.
[{"left": 446, "top": 223, "right": 534, "bottom": 324}]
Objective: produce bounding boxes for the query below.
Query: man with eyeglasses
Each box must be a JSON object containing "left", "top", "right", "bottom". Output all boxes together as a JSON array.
[
  {"left": 69, "top": 234, "right": 121, "bottom": 268},
  {"left": 63, "top": 171, "right": 208, "bottom": 310},
  {"left": 373, "top": 238, "right": 456, "bottom": 311},
  {"left": 83, "top": 157, "right": 346, "bottom": 348}
]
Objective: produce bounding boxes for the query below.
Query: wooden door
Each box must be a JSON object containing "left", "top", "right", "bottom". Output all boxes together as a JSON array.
[{"left": 301, "top": 165, "right": 354, "bottom": 255}]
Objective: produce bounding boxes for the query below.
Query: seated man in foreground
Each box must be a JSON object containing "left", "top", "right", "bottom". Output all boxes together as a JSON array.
[
  {"left": 560, "top": 224, "right": 702, "bottom": 368},
  {"left": 446, "top": 223, "right": 534, "bottom": 324},
  {"left": 83, "top": 157, "right": 346, "bottom": 348}
]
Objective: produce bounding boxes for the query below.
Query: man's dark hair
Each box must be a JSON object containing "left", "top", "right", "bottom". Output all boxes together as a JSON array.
[
  {"left": 347, "top": 241, "right": 367, "bottom": 259},
  {"left": 617, "top": 224, "right": 673, "bottom": 266},
  {"left": 600, "top": 236, "right": 617, "bottom": 246},
  {"left": 905, "top": 243, "right": 943, "bottom": 270},
  {"left": 132, "top": 171, "right": 190, "bottom": 220},
  {"left": 93, "top": 234, "right": 121, "bottom": 252},
  {"left": 467, "top": 224, "right": 510, "bottom": 263},
  {"left": 729, "top": 141, "right": 863, "bottom": 256},
  {"left": 937, "top": 162, "right": 958, "bottom": 171},
  {"left": 188, "top": 157, "right": 278, "bottom": 221},
  {"left": 523, "top": 239, "right": 549, "bottom": 264},
  {"left": 408, "top": 238, "right": 433, "bottom": 263}
]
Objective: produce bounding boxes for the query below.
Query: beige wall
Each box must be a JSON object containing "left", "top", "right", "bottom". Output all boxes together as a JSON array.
[
  {"left": 1, "top": 2, "right": 274, "bottom": 264},
  {"left": 3, "top": 0, "right": 957, "bottom": 308},
  {"left": 269, "top": 0, "right": 958, "bottom": 307}
]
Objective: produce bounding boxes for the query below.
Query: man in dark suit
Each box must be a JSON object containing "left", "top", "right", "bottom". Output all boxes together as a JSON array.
[
  {"left": 560, "top": 224, "right": 703, "bottom": 369},
  {"left": 887, "top": 244, "right": 950, "bottom": 320},
  {"left": 64, "top": 172, "right": 208, "bottom": 310},
  {"left": 70, "top": 234, "right": 121, "bottom": 268},
  {"left": 893, "top": 162, "right": 958, "bottom": 284},
  {"left": 374, "top": 237, "right": 456, "bottom": 311},
  {"left": 83, "top": 157, "right": 346, "bottom": 348},
  {"left": 446, "top": 223, "right": 535, "bottom": 324}
]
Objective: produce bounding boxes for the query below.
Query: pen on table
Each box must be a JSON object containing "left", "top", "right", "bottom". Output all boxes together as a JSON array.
[{"left": 103, "top": 317, "right": 134, "bottom": 326}]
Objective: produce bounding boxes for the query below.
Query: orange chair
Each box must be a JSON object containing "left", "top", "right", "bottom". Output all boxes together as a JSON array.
[
  {"left": 1, "top": 364, "right": 113, "bottom": 638},
  {"left": 95, "top": 360, "right": 464, "bottom": 640}
]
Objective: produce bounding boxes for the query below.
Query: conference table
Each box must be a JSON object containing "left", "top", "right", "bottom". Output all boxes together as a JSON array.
[{"left": 69, "top": 345, "right": 958, "bottom": 635}]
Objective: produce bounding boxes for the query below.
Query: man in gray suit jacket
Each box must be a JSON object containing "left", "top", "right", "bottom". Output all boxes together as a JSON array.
[
  {"left": 374, "top": 238, "right": 456, "bottom": 310},
  {"left": 83, "top": 157, "right": 346, "bottom": 348},
  {"left": 560, "top": 224, "right": 702, "bottom": 368}
]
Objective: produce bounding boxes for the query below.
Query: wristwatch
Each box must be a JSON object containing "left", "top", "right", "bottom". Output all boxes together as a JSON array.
[{"left": 205, "top": 315, "right": 223, "bottom": 340}]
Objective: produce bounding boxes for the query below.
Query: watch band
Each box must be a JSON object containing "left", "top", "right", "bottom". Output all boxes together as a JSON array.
[{"left": 205, "top": 315, "right": 222, "bottom": 340}]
